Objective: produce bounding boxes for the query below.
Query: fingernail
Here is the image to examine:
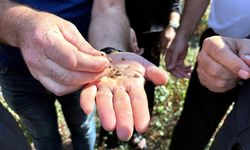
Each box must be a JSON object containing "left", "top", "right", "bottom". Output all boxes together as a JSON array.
[
  {"left": 117, "top": 127, "right": 132, "bottom": 141},
  {"left": 100, "top": 52, "right": 106, "bottom": 57},
  {"left": 238, "top": 69, "right": 249, "bottom": 79}
]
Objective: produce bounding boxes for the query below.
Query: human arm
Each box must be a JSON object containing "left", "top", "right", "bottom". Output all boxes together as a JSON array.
[
  {"left": 0, "top": 0, "right": 110, "bottom": 95},
  {"left": 88, "top": 0, "right": 130, "bottom": 51},
  {"left": 165, "top": 0, "right": 210, "bottom": 78},
  {"left": 197, "top": 36, "right": 250, "bottom": 92},
  {"left": 160, "top": 11, "right": 180, "bottom": 53},
  {"left": 85, "top": 0, "right": 167, "bottom": 140}
]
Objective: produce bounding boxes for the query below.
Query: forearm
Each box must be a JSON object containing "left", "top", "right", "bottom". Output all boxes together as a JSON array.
[
  {"left": 88, "top": 0, "right": 130, "bottom": 51},
  {"left": 177, "top": 0, "right": 210, "bottom": 40},
  {"left": 0, "top": 0, "right": 36, "bottom": 47}
]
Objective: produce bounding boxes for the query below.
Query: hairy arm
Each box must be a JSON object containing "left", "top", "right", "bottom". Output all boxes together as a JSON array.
[
  {"left": 177, "top": 0, "right": 210, "bottom": 40},
  {"left": 0, "top": 0, "right": 110, "bottom": 95},
  {"left": 88, "top": 0, "right": 130, "bottom": 51},
  {"left": 164, "top": 0, "right": 210, "bottom": 78},
  {"left": 0, "top": 0, "right": 36, "bottom": 47}
]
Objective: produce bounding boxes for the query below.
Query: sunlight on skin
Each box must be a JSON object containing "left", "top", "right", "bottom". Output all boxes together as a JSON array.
[{"left": 80, "top": 52, "right": 168, "bottom": 141}]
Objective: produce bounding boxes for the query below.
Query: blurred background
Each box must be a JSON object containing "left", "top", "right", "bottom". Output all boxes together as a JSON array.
[{"left": 0, "top": 4, "right": 212, "bottom": 150}]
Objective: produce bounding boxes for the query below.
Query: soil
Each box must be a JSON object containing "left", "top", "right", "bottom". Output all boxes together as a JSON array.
[{"left": 106, "top": 57, "right": 140, "bottom": 79}]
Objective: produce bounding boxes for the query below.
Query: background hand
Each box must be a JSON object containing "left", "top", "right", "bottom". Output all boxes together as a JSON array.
[
  {"left": 162, "top": 34, "right": 192, "bottom": 78},
  {"left": 80, "top": 52, "right": 168, "bottom": 141},
  {"left": 17, "top": 12, "right": 110, "bottom": 95},
  {"left": 197, "top": 36, "right": 250, "bottom": 92},
  {"left": 128, "top": 28, "right": 144, "bottom": 55}
]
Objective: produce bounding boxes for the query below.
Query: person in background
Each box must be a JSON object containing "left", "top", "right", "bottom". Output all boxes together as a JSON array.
[
  {"left": 0, "top": 0, "right": 168, "bottom": 149},
  {"left": 197, "top": 36, "right": 250, "bottom": 149},
  {"left": 98, "top": 0, "right": 181, "bottom": 149},
  {"left": 164, "top": 0, "right": 250, "bottom": 149}
]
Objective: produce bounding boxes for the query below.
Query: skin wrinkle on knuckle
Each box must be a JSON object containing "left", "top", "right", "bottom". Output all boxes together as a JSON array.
[
  {"left": 49, "top": 68, "right": 73, "bottom": 85},
  {"left": 116, "top": 95, "right": 129, "bottom": 102},
  {"left": 119, "top": 111, "right": 133, "bottom": 118},
  {"left": 209, "top": 68, "right": 223, "bottom": 78},
  {"left": 96, "top": 91, "right": 112, "bottom": 98},
  {"left": 131, "top": 95, "right": 147, "bottom": 102},
  {"left": 214, "top": 79, "right": 229, "bottom": 90},
  {"left": 77, "top": 39, "right": 89, "bottom": 49}
]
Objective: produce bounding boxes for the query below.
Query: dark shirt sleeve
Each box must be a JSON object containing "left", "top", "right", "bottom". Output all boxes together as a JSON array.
[{"left": 171, "top": 0, "right": 181, "bottom": 14}]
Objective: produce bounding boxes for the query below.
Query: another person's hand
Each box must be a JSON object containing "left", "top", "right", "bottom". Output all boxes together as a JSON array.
[
  {"left": 197, "top": 36, "right": 250, "bottom": 92},
  {"left": 80, "top": 52, "right": 168, "bottom": 141},
  {"left": 162, "top": 33, "right": 192, "bottom": 78},
  {"left": 17, "top": 11, "right": 110, "bottom": 95},
  {"left": 129, "top": 28, "right": 144, "bottom": 55},
  {"left": 161, "top": 26, "right": 176, "bottom": 50}
]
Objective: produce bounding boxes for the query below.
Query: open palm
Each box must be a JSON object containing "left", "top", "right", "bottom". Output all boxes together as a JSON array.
[{"left": 80, "top": 52, "right": 168, "bottom": 141}]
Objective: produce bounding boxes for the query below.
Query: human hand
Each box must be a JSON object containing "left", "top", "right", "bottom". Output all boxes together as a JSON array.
[
  {"left": 129, "top": 28, "right": 144, "bottom": 55},
  {"left": 197, "top": 36, "right": 250, "bottom": 92},
  {"left": 161, "top": 26, "right": 176, "bottom": 49},
  {"left": 80, "top": 52, "right": 168, "bottom": 141},
  {"left": 17, "top": 11, "right": 110, "bottom": 95},
  {"left": 162, "top": 34, "right": 192, "bottom": 78}
]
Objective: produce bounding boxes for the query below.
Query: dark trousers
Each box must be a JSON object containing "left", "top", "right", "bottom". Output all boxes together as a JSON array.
[
  {"left": 0, "top": 103, "right": 31, "bottom": 150},
  {"left": 210, "top": 80, "right": 250, "bottom": 150},
  {"left": 169, "top": 28, "right": 240, "bottom": 150},
  {"left": 0, "top": 66, "right": 96, "bottom": 150}
]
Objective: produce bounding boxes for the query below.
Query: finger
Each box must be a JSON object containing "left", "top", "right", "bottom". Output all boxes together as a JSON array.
[
  {"left": 60, "top": 22, "right": 103, "bottom": 56},
  {"left": 145, "top": 65, "right": 168, "bottom": 85},
  {"left": 113, "top": 87, "right": 134, "bottom": 141},
  {"left": 127, "top": 82, "right": 150, "bottom": 133},
  {"left": 75, "top": 51, "right": 110, "bottom": 72},
  {"left": 174, "top": 66, "right": 192, "bottom": 78},
  {"left": 239, "top": 49, "right": 250, "bottom": 67},
  {"left": 167, "top": 40, "right": 173, "bottom": 49},
  {"left": 234, "top": 38, "right": 250, "bottom": 65},
  {"left": 37, "top": 75, "right": 82, "bottom": 96},
  {"left": 198, "top": 50, "right": 237, "bottom": 80},
  {"left": 169, "top": 69, "right": 184, "bottom": 78},
  {"left": 41, "top": 58, "right": 108, "bottom": 85},
  {"left": 165, "top": 47, "right": 178, "bottom": 70},
  {"left": 44, "top": 34, "right": 110, "bottom": 72},
  {"left": 174, "top": 70, "right": 190, "bottom": 78},
  {"left": 96, "top": 85, "right": 116, "bottom": 131},
  {"left": 137, "top": 48, "right": 144, "bottom": 55},
  {"left": 197, "top": 68, "right": 238, "bottom": 93},
  {"left": 205, "top": 37, "right": 250, "bottom": 79},
  {"left": 80, "top": 83, "right": 97, "bottom": 114}
]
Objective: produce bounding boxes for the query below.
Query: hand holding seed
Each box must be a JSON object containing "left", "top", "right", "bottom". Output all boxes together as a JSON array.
[{"left": 80, "top": 52, "right": 168, "bottom": 141}]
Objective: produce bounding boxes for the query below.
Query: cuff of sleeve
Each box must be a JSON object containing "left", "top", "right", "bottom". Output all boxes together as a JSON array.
[{"left": 100, "top": 47, "right": 122, "bottom": 54}]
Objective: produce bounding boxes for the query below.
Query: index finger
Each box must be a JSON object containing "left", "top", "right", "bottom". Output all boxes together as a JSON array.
[
  {"left": 60, "top": 21, "right": 103, "bottom": 56},
  {"left": 204, "top": 37, "right": 250, "bottom": 79},
  {"left": 44, "top": 34, "right": 110, "bottom": 72}
]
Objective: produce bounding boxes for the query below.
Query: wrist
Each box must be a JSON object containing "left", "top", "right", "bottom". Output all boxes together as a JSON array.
[{"left": 100, "top": 47, "right": 122, "bottom": 54}]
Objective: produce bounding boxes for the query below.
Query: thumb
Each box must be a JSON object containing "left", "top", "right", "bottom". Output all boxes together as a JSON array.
[
  {"left": 239, "top": 49, "right": 250, "bottom": 68},
  {"left": 60, "top": 23, "right": 103, "bottom": 56},
  {"left": 237, "top": 39, "right": 250, "bottom": 67}
]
